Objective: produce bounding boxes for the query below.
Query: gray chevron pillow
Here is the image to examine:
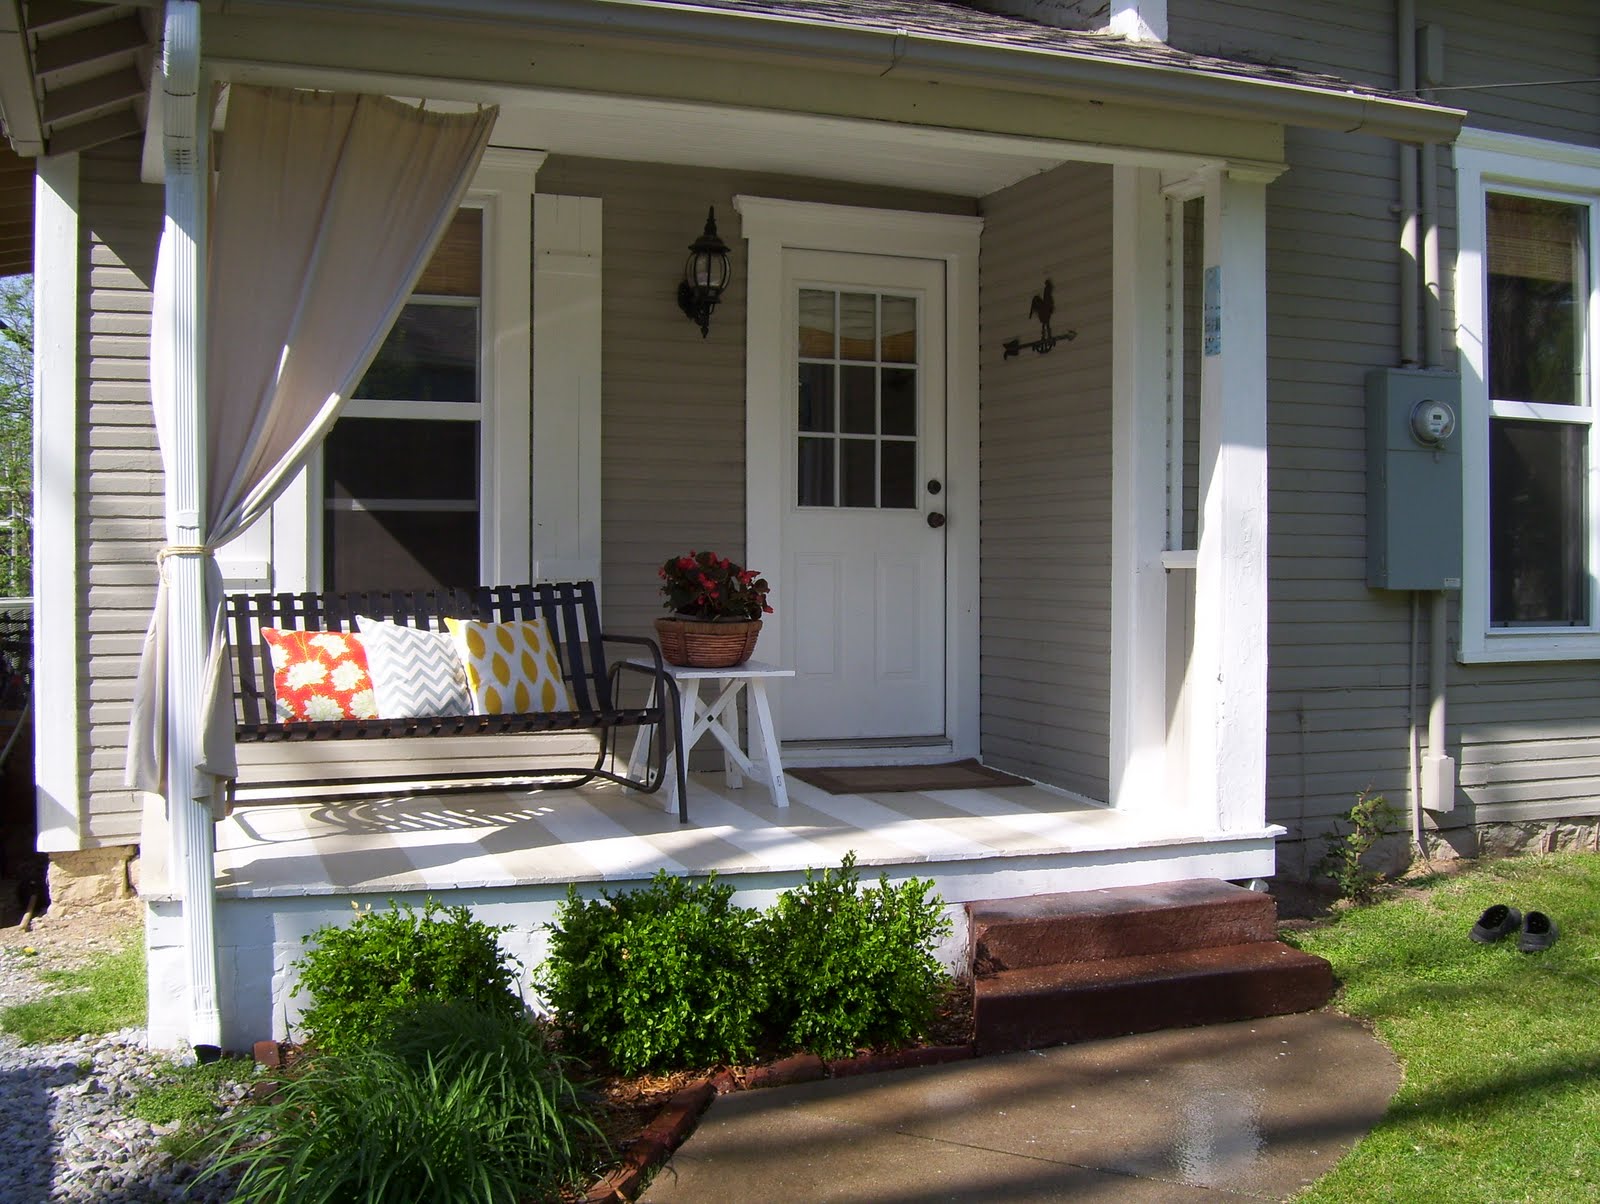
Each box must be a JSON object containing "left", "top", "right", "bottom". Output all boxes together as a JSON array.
[{"left": 355, "top": 616, "right": 472, "bottom": 719}]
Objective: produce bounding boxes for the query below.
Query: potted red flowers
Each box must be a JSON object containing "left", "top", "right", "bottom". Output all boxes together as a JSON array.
[{"left": 655, "top": 551, "right": 772, "bottom": 667}]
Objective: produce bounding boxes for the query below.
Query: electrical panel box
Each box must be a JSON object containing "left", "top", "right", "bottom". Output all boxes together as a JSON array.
[{"left": 1366, "top": 368, "right": 1463, "bottom": 591}]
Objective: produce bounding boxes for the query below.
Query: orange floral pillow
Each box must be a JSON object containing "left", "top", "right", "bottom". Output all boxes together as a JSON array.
[{"left": 260, "top": 629, "right": 379, "bottom": 722}]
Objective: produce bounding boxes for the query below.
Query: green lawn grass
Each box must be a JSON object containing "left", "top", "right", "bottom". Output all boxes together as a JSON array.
[
  {"left": 0, "top": 939, "right": 147, "bottom": 1043},
  {"left": 1289, "top": 852, "right": 1600, "bottom": 1204}
]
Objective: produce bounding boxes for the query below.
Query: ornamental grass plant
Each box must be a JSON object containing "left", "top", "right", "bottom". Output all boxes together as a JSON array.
[{"left": 205, "top": 1001, "right": 606, "bottom": 1204}]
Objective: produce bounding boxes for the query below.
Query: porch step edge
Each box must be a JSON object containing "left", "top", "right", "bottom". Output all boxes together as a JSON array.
[
  {"left": 968, "top": 877, "right": 1278, "bottom": 972},
  {"left": 972, "top": 941, "right": 1333, "bottom": 1055}
]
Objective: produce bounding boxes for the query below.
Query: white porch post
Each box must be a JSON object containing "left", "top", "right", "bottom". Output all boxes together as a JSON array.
[
  {"left": 159, "top": 0, "right": 222, "bottom": 1052},
  {"left": 1109, "top": 166, "right": 1171, "bottom": 813},
  {"left": 32, "top": 152, "right": 83, "bottom": 851},
  {"left": 1188, "top": 167, "right": 1270, "bottom": 834}
]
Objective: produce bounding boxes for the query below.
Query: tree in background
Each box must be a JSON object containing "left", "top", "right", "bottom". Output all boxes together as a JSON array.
[{"left": 0, "top": 275, "right": 31, "bottom": 598}]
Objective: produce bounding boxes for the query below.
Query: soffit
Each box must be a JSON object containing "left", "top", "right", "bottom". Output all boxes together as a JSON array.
[
  {"left": 0, "top": 142, "right": 32, "bottom": 277},
  {"left": 1, "top": 1, "right": 159, "bottom": 276}
]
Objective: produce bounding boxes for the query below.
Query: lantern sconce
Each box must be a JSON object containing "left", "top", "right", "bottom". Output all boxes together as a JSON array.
[
  {"left": 677, "top": 206, "right": 732, "bottom": 337},
  {"left": 1001, "top": 278, "right": 1076, "bottom": 358}
]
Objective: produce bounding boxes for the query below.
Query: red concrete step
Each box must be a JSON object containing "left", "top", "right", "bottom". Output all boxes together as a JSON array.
[
  {"left": 968, "top": 878, "right": 1278, "bottom": 975},
  {"left": 972, "top": 940, "right": 1334, "bottom": 1055}
]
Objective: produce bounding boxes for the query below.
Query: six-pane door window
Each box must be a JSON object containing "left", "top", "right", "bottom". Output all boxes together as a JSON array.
[{"left": 796, "top": 288, "right": 919, "bottom": 509}]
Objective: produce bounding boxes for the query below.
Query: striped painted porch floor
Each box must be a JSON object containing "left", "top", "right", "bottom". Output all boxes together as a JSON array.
[{"left": 212, "top": 772, "right": 1227, "bottom": 900}]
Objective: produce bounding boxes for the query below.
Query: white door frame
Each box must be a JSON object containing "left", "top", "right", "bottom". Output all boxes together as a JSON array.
[{"left": 736, "top": 196, "right": 983, "bottom": 760}]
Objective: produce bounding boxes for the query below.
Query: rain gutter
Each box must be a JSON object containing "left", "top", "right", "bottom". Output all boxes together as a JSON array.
[
  {"left": 0, "top": 1, "right": 44, "bottom": 156},
  {"left": 253, "top": 0, "right": 1467, "bottom": 144}
]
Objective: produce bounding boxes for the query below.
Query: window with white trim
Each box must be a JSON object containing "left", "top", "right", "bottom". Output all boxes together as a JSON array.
[
  {"left": 324, "top": 208, "right": 484, "bottom": 591},
  {"left": 263, "top": 149, "right": 553, "bottom": 596},
  {"left": 1456, "top": 132, "right": 1600, "bottom": 662}
]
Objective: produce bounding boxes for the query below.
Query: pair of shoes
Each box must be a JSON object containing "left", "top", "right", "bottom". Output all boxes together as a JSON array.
[{"left": 1469, "top": 904, "right": 1559, "bottom": 952}]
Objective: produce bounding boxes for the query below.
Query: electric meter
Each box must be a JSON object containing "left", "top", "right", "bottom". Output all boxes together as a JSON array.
[{"left": 1409, "top": 398, "right": 1457, "bottom": 445}]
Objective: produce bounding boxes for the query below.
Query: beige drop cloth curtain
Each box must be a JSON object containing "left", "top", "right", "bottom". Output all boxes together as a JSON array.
[{"left": 127, "top": 85, "right": 497, "bottom": 803}]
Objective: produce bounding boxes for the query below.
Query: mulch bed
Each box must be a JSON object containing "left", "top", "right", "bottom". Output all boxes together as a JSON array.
[{"left": 579, "top": 978, "right": 976, "bottom": 1202}]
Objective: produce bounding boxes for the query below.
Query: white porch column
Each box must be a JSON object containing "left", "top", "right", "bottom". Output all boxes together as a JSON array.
[
  {"left": 159, "top": 0, "right": 222, "bottom": 1052},
  {"left": 32, "top": 152, "right": 83, "bottom": 851},
  {"left": 1188, "top": 168, "right": 1270, "bottom": 834},
  {"left": 1109, "top": 166, "right": 1170, "bottom": 813}
]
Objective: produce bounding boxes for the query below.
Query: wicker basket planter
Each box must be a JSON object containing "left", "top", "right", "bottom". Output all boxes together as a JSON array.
[{"left": 654, "top": 617, "right": 762, "bottom": 668}]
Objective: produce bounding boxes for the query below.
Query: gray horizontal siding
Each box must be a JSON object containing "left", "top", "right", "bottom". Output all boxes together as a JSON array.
[
  {"left": 78, "top": 137, "right": 162, "bottom": 846},
  {"left": 1173, "top": 0, "right": 1600, "bottom": 852},
  {"left": 977, "top": 162, "right": 1113, "bottom": 800},
  {"left": 534, "top": 155, "right": 973, "bottom": 641}
]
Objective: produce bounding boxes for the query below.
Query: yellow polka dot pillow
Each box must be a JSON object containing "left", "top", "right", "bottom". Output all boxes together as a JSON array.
[{"left": 443, "top": 617, "right": 572, "bottom": 714}]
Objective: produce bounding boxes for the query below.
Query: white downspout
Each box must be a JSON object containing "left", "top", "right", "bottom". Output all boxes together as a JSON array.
[
  {"left": 159, "top": 0, "right": 222, "bottom": 1056},
  {"left": 1419, "top": 21, "right": 1456, "bottom": 822}
]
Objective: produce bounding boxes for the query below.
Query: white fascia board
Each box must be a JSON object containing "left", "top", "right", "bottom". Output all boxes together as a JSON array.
[{"left": 0, "top": 4, "right": 43, "bottom": 157}]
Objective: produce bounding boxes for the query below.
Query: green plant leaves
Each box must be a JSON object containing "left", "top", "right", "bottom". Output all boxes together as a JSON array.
[
  {"left": 290, "top": 899, "right": 523, "bottom": 1055},
  {"left": 204, "top": 1002, "right": 604, "bottom": 1204},
  {"left": 539, "top": 853, "right": 952, "bottom": 1073}
]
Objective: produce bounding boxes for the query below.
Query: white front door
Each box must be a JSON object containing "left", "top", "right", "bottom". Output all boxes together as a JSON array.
[{"left": 780, "top": 250, "right": 947, "bottom": 741}]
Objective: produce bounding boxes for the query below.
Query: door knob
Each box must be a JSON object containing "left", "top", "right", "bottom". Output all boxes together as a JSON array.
[
  {"left": 927, "top": 479, "right": 942, "bottom": 495},
  {"left": 927, "top": 512, "right": 946, "bottom": 529}
]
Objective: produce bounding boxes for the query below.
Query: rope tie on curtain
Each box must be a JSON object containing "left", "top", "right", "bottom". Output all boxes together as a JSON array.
[
  {"left": 158, "top": 544, "right": 214, "bottom": 562},
  {"left": 156, "top": 544, "right": 216, "bottom": 581}
]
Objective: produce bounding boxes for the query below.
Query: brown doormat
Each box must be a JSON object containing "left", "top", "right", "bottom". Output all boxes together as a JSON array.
[{"left": 788, "top": 759, "right": 1030, "bottom": 795}]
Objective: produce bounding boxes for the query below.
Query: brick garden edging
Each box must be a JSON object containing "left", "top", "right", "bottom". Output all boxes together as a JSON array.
[
  {"left": 251, "top": 1038, "right": 977, "bottom": 1204},
  {"left": 582, "top": 1043, "right": 976, "bottom": 1203}
]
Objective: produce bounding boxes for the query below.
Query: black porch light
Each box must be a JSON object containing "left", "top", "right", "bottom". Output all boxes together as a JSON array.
[{"left": 676, "top": 206, "right": 732, "bottom": 337}]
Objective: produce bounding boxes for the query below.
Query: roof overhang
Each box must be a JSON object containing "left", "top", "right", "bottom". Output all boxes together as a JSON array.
[
  {"left": 256, "top": 0, "right": 1465, "bottom": 145},
  {"left": 1, "top": 0, "right": 157, "bottom": 275},
  {"left": 4, "top": 0, "right": 1468, "bottom": 278}
]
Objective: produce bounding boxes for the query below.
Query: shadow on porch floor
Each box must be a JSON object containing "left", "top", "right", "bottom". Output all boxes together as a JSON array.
[{"left": 210, "top": 773, "right": 1214, "bottom": 900}]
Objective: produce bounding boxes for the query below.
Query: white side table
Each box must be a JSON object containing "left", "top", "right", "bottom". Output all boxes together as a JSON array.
[{"left": 626, "top": 659, "right": 794, "bottom": 814}]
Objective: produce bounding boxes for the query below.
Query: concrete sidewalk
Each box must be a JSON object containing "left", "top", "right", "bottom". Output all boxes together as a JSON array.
[{"left": 641, "top": 1011, "right": 1398, "bottom": 1202}]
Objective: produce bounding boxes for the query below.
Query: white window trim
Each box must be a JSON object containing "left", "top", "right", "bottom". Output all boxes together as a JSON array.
[
  {"left": 1455, "top": 130, "right": 1600, "bottom": 663},
  {"left": 268, "top": 148, "right": 545, "bottom": 591}
]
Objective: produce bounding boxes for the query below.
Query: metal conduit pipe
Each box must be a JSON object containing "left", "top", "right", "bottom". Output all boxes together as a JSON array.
[
  {"left": 1398, "top": 0, "right": 1427, "bottom": 858},
  {"left": 1398, "top": 0, "right": 1420, "bottom": 370}
]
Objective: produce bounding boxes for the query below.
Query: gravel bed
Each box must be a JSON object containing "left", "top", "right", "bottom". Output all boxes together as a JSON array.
[{"left": 0, "top": 945, "right": 247, "bottom": 1203}]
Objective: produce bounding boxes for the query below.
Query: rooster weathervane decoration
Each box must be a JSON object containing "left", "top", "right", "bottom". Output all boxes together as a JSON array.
[{"left": 1002, "top": 278, "right": 1076, "bottom": 359}]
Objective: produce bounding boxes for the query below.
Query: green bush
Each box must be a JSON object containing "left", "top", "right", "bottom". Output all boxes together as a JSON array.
[
  {"left": 538, "top": 855, "right": 954, "bottom": 1070},
  {"left": 758, "top": 852, "right": 951, "bottom": 1059},
  {"left": 292, "top": 899, "right": 523, "bottom": 1055},
  {"left": 204, "top": 1001, "right": 605, "bottom": 1204},
  {"left": 540, "top": 872, "right": 766, "bottom": 1074}
]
